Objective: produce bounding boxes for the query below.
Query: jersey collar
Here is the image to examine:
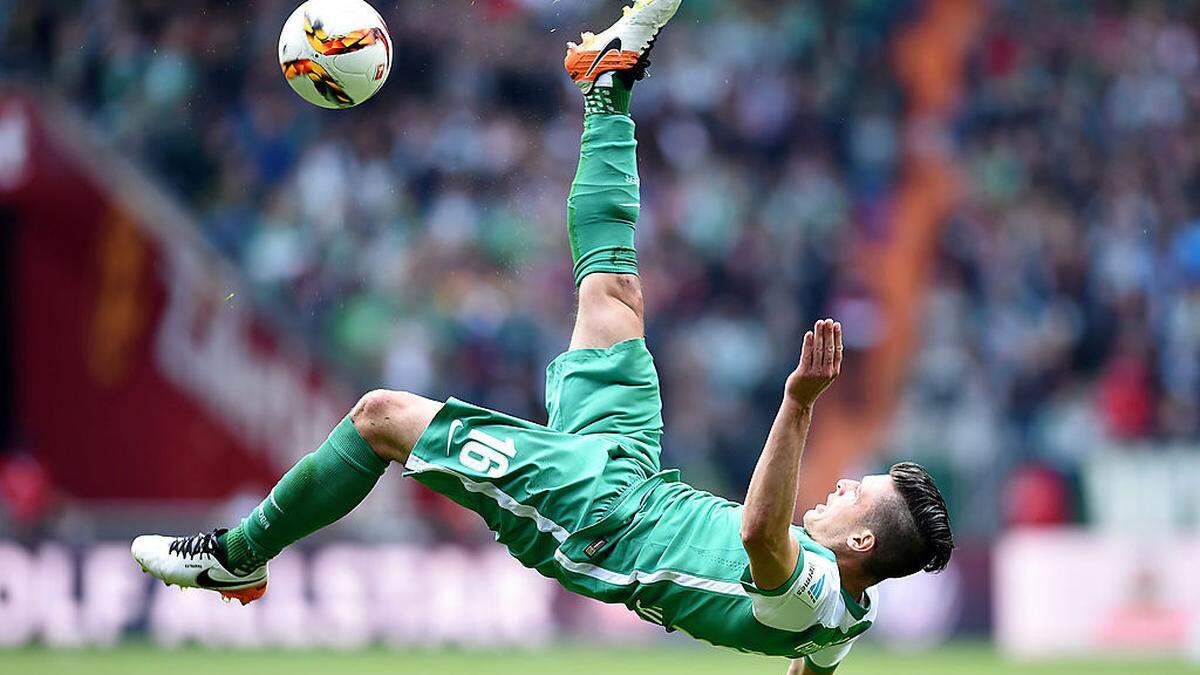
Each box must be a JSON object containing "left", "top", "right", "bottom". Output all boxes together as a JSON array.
[{"left": 841, "top": 588, "right": 869, "bottom": 620}]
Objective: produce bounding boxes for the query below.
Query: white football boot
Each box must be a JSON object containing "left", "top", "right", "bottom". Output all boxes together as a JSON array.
[
  {"left": 131, "top": 529, "right": 268, "bottom": 605},
  {"left": 564, "top": 0, "right": 684, "bottom": 93}
]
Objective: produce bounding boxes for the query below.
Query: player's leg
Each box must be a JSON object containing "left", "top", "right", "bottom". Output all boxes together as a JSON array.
[
  {"left": 563, "top": 0, "right": 681, "bottom": 350},
  {"left": 545, "top": 1, "right": 681, "bottom": 477},
  {"left": 404, "top": 3, "right": 685, "bottom": 590},
  {"left": 217, "top": 390, "right": 437, "bottom": 562},
  {"left": 567, "top": 106, "right": 644, "bottom": 351},
  {"left": 131, "top": 390, "right": 440, "bottom": 603},
  {"left": 571, "top": 274, "right": 643, "bottom": 350},
  {"left": 566, "top": 91, "right": 643, "bottom": 351}
]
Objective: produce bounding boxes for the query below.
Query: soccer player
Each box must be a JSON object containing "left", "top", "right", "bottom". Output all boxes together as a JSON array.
[{"left": 132, "top": 1, "right": 954, "bottom": 671}]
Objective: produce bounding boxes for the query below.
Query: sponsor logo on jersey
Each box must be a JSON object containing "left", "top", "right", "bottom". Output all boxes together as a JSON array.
[
  {"left": 793, "top": 559, "right": 825, "bottom": 609},
  {"left": 807, "top": 574, "right": 827, "bottom": 605},
  {"left": 794, "top": 641, "right": 821, "bottom": 655},
  {"left": 793, "top": 633, "right": 855, "bottom": 656},
  {"left": 633, "top": 599, "right": 666, "bottom": 626},
  {"left": 827, "top": 634, "right": 855, "bottom": 647}
]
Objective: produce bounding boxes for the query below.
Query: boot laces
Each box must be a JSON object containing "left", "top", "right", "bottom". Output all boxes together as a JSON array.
[{"left": 167, "top": 529, "right": 225, "bottom": 560}]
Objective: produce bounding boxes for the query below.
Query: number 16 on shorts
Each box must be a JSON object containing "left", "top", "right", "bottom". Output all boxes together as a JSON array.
[{"left": 454, "top": 423, "right": 517, "bottom": 478}]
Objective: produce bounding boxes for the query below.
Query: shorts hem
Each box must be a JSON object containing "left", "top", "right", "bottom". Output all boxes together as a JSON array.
[
  {"left": 547, "top": 337, "right": 648, "bottom": 371},
  {"left": 403, "top": 396, "right": 462, "bottom": 470}
]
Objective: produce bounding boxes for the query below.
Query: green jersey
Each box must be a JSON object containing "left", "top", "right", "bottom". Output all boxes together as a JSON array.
[
  {"left": 405, "top": 339, "right": 876, "bottom": 667},
  {"left": 554, "top": 470, "right": 877, "bottom": 663}
]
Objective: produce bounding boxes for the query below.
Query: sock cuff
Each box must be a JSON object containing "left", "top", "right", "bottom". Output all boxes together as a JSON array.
[
  {"left": 328, "top": 415, "right": 389, "bottom": 477},
  {"left": 608, "top": 83, "right": 631, "bottom": 113},
  {"left": 222, "top": 525, "right": 270, "bottom": 572},
  {"left": 584, "top": 81, "right": 632, "bottom": 116},
  {"left": 573, "top": 246, "right": 640, "bottom": 286}
]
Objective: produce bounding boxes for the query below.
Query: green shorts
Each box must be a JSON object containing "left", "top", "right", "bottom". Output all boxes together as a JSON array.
[{"left": 403, "top": 338, "right": 666, "bottom": 578}]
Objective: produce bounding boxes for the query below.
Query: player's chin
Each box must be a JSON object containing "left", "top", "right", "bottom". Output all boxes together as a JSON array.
[
  {"left": 801, "top": 507, "right": 820, "bottom": 528},
  {"left": 802, "top": 503, "right": 830, "bottom": 527}
]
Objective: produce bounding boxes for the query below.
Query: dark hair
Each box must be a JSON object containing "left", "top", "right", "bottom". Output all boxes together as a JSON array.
[{"left": 864, "top": 462, "right": 954, "bottom": 580}]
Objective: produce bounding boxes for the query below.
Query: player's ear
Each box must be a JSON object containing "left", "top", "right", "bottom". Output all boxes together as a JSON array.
[{"left": 846, "top": 529, "right": 874, "bottom": 554}]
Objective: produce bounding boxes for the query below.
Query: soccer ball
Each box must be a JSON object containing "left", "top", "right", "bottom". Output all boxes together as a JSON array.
[{"left": 278, "top": 0, "right": 393, "bottom": 109}]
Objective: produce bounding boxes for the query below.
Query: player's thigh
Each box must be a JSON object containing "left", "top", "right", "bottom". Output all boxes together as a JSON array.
[
  {"left": 545, "top": 337, "right": 664, "bottom": 471},
  {"left": 404, "top": 397, "right": 634, "bottom": 572}
]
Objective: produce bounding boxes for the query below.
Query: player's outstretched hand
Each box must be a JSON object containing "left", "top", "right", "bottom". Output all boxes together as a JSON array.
[{"left": 785, "top": 319, "right": 842, "bottom": 408}]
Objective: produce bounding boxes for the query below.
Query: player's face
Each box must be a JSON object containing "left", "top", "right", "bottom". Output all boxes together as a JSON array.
[{"left": 802, "top": 474, "right": 893, "bottom": 541}]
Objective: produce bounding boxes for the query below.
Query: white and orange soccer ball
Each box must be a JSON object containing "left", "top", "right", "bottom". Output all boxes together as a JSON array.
[{"left": 278, "top": 0, "right": 393, "bottom": 109}]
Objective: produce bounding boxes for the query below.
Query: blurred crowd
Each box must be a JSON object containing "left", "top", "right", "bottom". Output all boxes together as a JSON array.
[
  {"left": 3, "top": 0, "right": 1199, "bottom": 536},
  {"left": 894, "top": 0, "right": 1200, "bottom": 530}
]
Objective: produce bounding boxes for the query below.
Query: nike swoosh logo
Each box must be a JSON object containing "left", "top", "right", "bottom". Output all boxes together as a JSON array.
[
  {"left": 585, "top": 37, "right": 622, "bottom": 79},
  {"left": 196, "top": 569, "right": 266, "bottom": 590},
  {"left": 447, "top": 419, "right": 465, "bottom": 455}
]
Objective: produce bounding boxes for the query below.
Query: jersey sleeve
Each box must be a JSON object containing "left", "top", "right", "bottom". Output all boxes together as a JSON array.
[
  {"left": 803, "top": 637, "right": 857, "bottom": 672},
  {"left": 739, "top": 547, "right": 838, "bottom": 631}
]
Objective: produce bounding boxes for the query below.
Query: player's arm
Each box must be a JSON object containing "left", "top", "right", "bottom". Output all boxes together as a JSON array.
[{"left": 741, "top": 319, "right": 842, "bottom": 590}]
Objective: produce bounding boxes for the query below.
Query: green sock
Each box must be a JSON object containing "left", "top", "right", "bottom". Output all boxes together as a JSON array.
[
  {"left": 219, "top": 416, "right": 388, "bottom": 573},
  {"left": 567, "top": 92, "right": 640, "bottom": 285},
  {"left": 583, "top": 76, "right": 632, "bottom": 116}
]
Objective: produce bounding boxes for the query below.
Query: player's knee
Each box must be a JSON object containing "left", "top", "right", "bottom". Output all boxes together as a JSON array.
[
  {"left": 611, "top": 274, "right": 643, "bottom": 315},
  {"left": 351, "top": 389, "right": 420, "bottom": 459}
]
